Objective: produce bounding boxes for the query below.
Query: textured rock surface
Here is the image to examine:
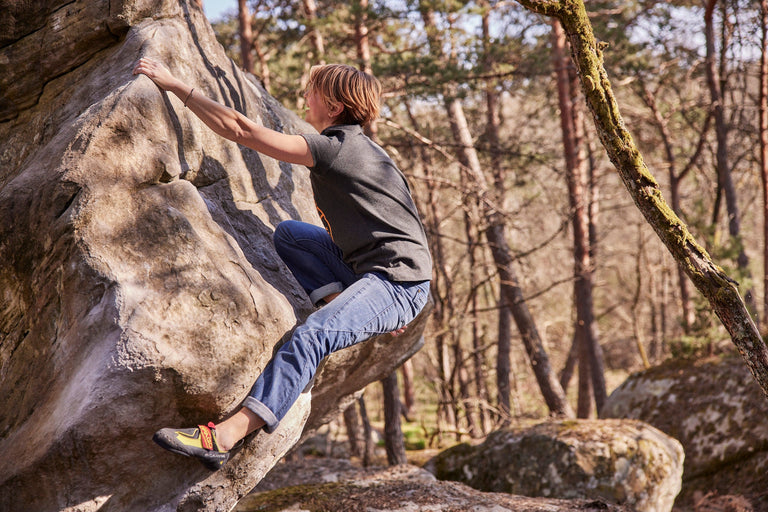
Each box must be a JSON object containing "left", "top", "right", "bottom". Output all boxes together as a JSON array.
[
  {"left": 426, "top": 419, "right": 684, "bottom": 512},
  {"left": 0, "top": 1, "right": 427, "bottom": 511},
  {"left": 235, "top": 458, "right": 633, "bottom": 512},
  {"left": 601, "top": 356, "right": 768, "bottom": 510}
]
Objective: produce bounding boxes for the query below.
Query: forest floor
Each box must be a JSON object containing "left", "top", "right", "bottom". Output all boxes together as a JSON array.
[
  {"left": 281, "top": 420, "right": 765, "bottom": 512},
  {"left": 253, "top": 451, "right": 762, "bottom": 512}
]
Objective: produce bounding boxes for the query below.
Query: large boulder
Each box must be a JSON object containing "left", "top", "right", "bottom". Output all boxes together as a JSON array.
[
  {"left": 601, "top": 356, "right": 768, "bottom": 509},
  {"left": 426, "top": 419, "right": 684, "bottom": 512},
  {"left": 235, "top": 459, "right": 633, "bottom": 512},
  {"left": 0, "top": 1, "right": 428, "bottom": 511}
]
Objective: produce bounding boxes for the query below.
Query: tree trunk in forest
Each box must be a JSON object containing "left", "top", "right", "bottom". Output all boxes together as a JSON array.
[
  {"left": 354, "top": 0, "right": 372, "bottom": 74},
  {"left": 631, "top": 230, "right": 652, "bottom": 369},
  {"left": 649, "top": 255, "right": 666, "bottom": 362},
  {"left": 563, "top": 113, "right": 601, "bottom": 392},
  {"left": 237, "top": 0, "right": 254, "bottom": 74},
  {"left": 704, "top": 0, "right": 758, "bottom": 323},
  {"left": 454, "top": 329, "right": 477, "bottom": 437},
  {"left": 352, "top": 0, "right": 406, "bottom": 452},
  {"left": 460, "top": 365, "right": 474, "bottom": 436},
  {"left": 357, "top": 395, "right": 374, "bottom": 467},
  {"left": 638, "top": 82, "right": 702, "bottom": 334},
  {"left": 253, "top": 34, "right": 271, "bottom": 92},
  {"left": 403, "top": 100, "right": 457, "bottom": 438},
  {"left": 470, "top": 254, "right": 491, "bottom": 433},
  {"left": 560, "top": 334, "right": 577, "bottom": 391},
  {"left": 343, "top": 402, "right": 363, "bottom": 458},
  {"left": 382, "top": 371, "right": 407, "bottom": 465},
  {"left": 461, "top": 182, "right": 483, "bottom": 436},
  {"left": 417, "top": 3, "right": 481, "bottom": 432},
  {"left": 485, "top": 223, "right": 575, "bottom": 417},
  {"left": 354, "top": 0, "right": 378, "bottom": 139},
  {"left": 667, "top": 137, "right": 698, "bottom": 335},
  {"left": 516, "top": 0, "right": 768, "bottom": 399},
  {"left": 576, "top": 329, "right": 592, "bottom": 416},
  {"left": 760, "top": 0, "right": 768, "bottom": 325},
  {"left": 302, "top": 0, "right": 325, "bottom": 64},
  {"left": 481, "top": 0, "right": 513, "bottom": 428},
  {"left": 444, "top": 93, "right": 575, "bottom": 418},
  {"left": 401, "top": 358, "right": 415, "bottom": 417},
  {"left": 671, "top": 178, "right": 696, "bottom": 334},
  {"left": 551, "top": 19, "right": 606, "bottom": 416},
  {"left": 496, "top": 297, "right": 512, "bottom": 425},
  {"left": 297, "top": 0, "right": 325, "bottom": 110}
]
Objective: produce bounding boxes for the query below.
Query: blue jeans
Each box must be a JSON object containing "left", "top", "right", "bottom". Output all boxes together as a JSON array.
[{"left": 243, "top": 220, "right": 430, "bottom": 432}]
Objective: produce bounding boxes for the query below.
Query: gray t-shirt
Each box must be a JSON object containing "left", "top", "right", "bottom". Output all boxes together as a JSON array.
[{"left": 301, "top": 124, "right": 432, "bottom": 282}]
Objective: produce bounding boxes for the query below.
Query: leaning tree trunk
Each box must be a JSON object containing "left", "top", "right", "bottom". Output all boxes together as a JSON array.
[
  {"left": 445, "top": 94, "right": 575, "bottom": 418},
  {"left": 517, "top": 0, "right": 768, "bottom": 398}
]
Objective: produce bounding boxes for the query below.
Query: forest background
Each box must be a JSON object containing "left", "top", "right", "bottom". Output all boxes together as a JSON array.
[{"left": 200, "top": 0, "right": 768, "bottom": 462}]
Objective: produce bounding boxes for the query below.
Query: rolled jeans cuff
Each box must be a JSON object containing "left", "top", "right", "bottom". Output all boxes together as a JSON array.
[
  {"left": 309, "top": 281, "right": 344, "bottom": 306},
  {"left": 242, "top": 397, "right": 280, "bottom": 433}
]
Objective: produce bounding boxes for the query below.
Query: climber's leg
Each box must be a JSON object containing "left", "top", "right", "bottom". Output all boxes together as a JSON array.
[
  {"left": 243, "top": 274, "right": 430, "bottom": 432},
  {"left": 273, "top": 220, "right": 357, "bottom": 306},
  {"left": 152, "top": 277, "right": 429, "bottom": 469}
]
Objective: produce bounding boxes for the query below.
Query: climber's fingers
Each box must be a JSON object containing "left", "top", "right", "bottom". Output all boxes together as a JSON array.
[
  {"left": 132, "top": 57, "right": 176, "bottom": 91},
  {"left": 390, "top": 325, "right": 407, "bottom": 337}
]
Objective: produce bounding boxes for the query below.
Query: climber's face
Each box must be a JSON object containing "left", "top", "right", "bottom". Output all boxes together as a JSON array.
[{"left": 303, "top": 86, "right": 341, "bottom": 132}]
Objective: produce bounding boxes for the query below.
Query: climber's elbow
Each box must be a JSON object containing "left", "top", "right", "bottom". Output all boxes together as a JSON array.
[{"left": 233, "top": 121, "right": 312, "bottom": 166}]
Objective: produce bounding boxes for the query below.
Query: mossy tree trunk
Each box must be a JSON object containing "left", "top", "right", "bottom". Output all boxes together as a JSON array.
[{"left": 516, "top": 0, "right": 768, "bottom": 398}]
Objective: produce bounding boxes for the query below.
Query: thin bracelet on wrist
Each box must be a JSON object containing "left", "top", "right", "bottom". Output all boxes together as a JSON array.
[{"left": 183, "top": 87, "right": 195, "bottom": 107}]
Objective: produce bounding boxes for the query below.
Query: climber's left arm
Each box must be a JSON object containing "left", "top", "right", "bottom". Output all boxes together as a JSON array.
[{"left": 133, "top": 58, "right": 313, "bottom": 167}]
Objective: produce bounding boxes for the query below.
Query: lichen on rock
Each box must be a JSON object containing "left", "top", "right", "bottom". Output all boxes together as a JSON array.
[
  {"left": 425, "top": 418, "right": 683, "bottom": 512},
  {"left": 601, "top": 356, "right": 768, "bottom": 508},
  {"left": 235, "top": 459, "right": 634, "bottom": 512}
]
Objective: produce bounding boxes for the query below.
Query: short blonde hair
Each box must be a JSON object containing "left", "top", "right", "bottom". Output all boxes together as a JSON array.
[{"left": 307, "top": 64, "right": 381, "bottom": 127}]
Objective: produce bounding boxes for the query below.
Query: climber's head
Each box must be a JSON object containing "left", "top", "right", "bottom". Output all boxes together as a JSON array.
[{"left": 304, "top": 64, "right": 381, "bottom": 127}]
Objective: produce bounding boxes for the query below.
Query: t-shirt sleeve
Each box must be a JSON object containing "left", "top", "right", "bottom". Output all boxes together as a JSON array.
[{"left": 301, "top": 132, "right": 343, "bottom": 175}]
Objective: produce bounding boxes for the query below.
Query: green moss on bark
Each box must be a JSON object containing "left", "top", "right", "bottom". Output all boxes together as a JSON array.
[{"left": 516, "top": 0, "right": 768, "bottom": 398}]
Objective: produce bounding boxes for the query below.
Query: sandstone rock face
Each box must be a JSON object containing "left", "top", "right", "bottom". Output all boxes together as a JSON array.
[
  {"left": 0, "top": 1, "right": 427, "bottom": 511},
  {"left": 601, "top": 356, "right": 768, "bottom": 509},
  {"left": 426, "top": 419, "right": 684, "bottom": 512},
  {"left": 235, "top": 459, "right": 633, "bottom": 512}
]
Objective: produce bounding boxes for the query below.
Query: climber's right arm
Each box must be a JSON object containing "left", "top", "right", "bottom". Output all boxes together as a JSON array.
[{"left": 132, "top": 58, "right": 314, "bottom": 168}]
